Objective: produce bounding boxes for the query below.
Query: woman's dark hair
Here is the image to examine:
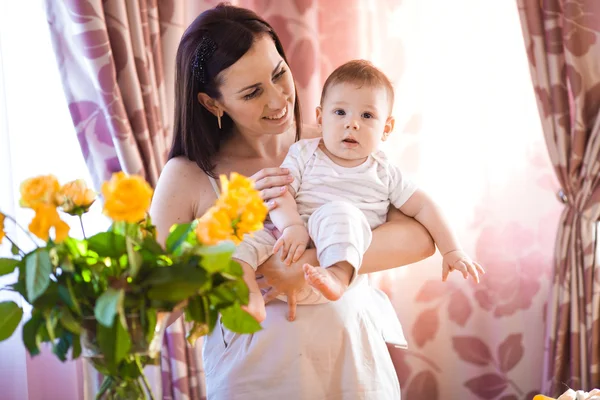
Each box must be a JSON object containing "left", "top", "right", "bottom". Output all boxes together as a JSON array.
[{"left": 168, "top": 3, "right": 302, "bottom": 177}]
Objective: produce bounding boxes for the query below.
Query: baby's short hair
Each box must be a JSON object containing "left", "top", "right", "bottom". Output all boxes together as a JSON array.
[{"left": 320, "top": 59, "right": 394, "bottom": 114}]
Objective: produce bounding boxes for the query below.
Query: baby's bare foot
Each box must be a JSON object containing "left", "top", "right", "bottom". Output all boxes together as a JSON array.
[{"left": 303, "top": 264, "right": 346, "bottom": 301}]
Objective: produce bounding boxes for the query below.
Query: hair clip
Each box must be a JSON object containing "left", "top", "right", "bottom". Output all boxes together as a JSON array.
[{"left": 192, "top": 35, "right": 217, "bottom": 85}]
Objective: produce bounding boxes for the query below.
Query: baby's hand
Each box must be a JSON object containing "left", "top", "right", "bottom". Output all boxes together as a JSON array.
[
  {"left": 273, "top": 224, "right": 310, "bottom": 265},
  {"left": 442, "top": 250, "right": 485, "bottom": 283}
]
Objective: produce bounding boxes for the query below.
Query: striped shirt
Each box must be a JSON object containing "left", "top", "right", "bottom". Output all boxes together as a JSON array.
[{"left": 281, "top": 138, "right": 417, "bottom": 229}]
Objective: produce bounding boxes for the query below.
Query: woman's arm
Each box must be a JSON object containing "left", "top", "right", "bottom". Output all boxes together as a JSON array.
[
  {"left": 257, "top": 208, "right": 435, "bottom": 316},
  {"left": 150, "top": 158, "right": 212, "bottom": 327},
  {"left": 271, "top": 209, "right": 434, "bottom": 273},
  {"left": 361, "top": 207, "right": 435, "bottom": 273},
  {"left": 150, "top": 157, "right": 211, "bottom": 245}
]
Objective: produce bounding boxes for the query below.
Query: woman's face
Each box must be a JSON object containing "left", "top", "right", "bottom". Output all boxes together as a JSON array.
[{"left": 216, "top": 35, "right": 296, "bottom": 138}]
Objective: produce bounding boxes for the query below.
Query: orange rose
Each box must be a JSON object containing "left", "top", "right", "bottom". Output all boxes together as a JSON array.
[
  {"left": 29, "top": 204, "right": 70, "bottom": 243},
  {"left": 20, "top": 175, "right": 60, "bottom": 208},
  {"left": 57, "top": 179, "right": 97, "bottom": 215},
  {"left": 101, "top": 172, "right": 153, "bottom": 223}
]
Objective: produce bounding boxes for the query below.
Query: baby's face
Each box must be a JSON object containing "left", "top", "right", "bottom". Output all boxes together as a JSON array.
[{"left": 317, "top": 82, "right": 392, "bottom": 162}]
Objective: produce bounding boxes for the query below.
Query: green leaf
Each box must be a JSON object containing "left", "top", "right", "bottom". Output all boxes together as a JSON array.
[
  {"left": 66, "top": 278, "right": 82, "bottom": 316},
  {"left": 11, "top": 243, "right": 20, "bottom": 256},
  {"left": 126, "top": 237, "right": 143, "bottom": 278},
  {"left": 185, "top": 295, "right": 206, "bottom": 323},
  {"left": 97, "top": 316, "right": 131, "bottom": 373},
  {"left": 147, "top": 282, "right": 202, "bottom": 303},
  {"left": 146, "top": 265, "right": 209, "bottom": 303},
  {"left": 63, "top": 237, "right": 86, "bottom": 257},
  {"left": 209, "top": 280, "right": 247, "bottom": 307},
  {"left": 0, "top": 301, "right": 23, "bottom": 341},
  {"left": 144, "top": 309, "right": 157, "bottom": 345},
  {"left": 9, "top": 280, "right": 26, "bottom": 298},
  {"left": 22, "top": 312, "right": 43, "bottom": 356},
  {"left": 220, "top": 304, "right": 261, "bottom": 334},
  {"left": 44, "top": 310, "right": 58, "bottom": 342},
  {"left": 53, "top": 332, "right": 73, "bottom": 362},
  {"left": 87, "top": 232, "right": 126, "bottom": 258},
  {"left": 166, "top": 223, "right": 192, "bottom": 253},
  {"left": 0, "top": 258, "right": 19, "bottom": 276},
  {"left": 198, "top": 241, "right": 236, "bottom": 273},
  {"left": 25, "top": 250, "right": 52, "bottom": 303},
  {"left": 186, "top": 321, "right": 209, "bottom": 345},
  {"left": 59, "top": 258, "right": 75, "bottom": 273},
  {"left": 71, "top": 334, "right": 81, "bottom": 360},
  {"left": 225, "top": 260, "right": 243, "bottom": 277},
  {"left": 142, "top": 236, "right": 164, "bottom": 255},
  {"left": 204, "top": 296, "right": 218, "bottom": 333},
  {"left": 59, "top": 309, "right": 82, "bottom": 335},
  {"left": 94, "top": 288, "right": 124, "bottom": 327}
]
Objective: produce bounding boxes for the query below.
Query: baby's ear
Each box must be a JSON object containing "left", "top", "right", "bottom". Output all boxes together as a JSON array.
[
  {"left": 382, "top": 116, "right": 395, "bottom": 141},
  {"left": 315, "top": 106, "right": 323, "bottom": 126}
]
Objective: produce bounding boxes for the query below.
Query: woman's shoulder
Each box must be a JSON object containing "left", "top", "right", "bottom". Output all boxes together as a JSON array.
[
  {"left": 153, "top": 157, "right": 216, "bottom": 220},
  {"left": 160, "top": 156, "right": 207, "bottom": 182}
]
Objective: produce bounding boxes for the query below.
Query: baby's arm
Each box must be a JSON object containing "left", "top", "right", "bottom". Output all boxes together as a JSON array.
[
  {"left": 269, "top": 182, "right": 310, "bottom": 265},
  {"left": 399, "top": 189, "right": 483, "bottom": 282}
]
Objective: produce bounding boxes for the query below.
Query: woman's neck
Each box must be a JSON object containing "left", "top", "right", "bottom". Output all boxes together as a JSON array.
[{"left": 221, "top": 125, "right": 296, "bottom": 160}]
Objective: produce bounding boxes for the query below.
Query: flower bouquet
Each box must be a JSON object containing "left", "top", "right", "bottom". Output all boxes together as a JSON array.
[
  {"left": 534, "top": 389, "right": 600, "bottom": 400},
  {"left": 0, "top": 172, "right": 267, "bottom": 399}
]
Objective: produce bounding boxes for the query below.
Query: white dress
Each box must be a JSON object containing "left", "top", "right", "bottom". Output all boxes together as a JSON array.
[{"left": 202, "top": 177, "right": 401, "bottom": 400}]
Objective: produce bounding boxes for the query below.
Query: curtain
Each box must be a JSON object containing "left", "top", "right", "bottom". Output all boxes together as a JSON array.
[
  {"left": 44, "top": 0, "right": 178, "bottom": 189},
  {"left": 517, "top": 0, "right": 600, "bottom": 395}
]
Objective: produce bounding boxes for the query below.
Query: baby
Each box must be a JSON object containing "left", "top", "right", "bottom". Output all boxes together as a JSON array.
[{"left": 236, "top": 59, "right": 484, "bottom": 314}]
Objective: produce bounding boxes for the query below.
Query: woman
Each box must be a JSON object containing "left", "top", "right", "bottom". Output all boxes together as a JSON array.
[{"left": 150, "top": 3, "right": 435, "bottom": 399}]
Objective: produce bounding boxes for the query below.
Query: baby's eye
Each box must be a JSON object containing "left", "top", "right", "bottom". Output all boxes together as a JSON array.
[
  {"left": 362, "top": 112, "right": 373, "bottom": 119},
  {"left": 334, "top": 109, "right": 346, "bottom": 116}
]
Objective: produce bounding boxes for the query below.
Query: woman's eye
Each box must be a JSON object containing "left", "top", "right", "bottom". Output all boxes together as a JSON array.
[
  {"left": 244, "top": 89, "right": 260, "bottom": 100},
  {"left": 274, "top": 69, "right": 286, "bottom": 80},
  {"left": 334, "top": 109, "right": 345, "bottom": 116}
]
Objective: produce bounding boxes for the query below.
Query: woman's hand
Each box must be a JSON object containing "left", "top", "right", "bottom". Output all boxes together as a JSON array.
[
  {"left": 256, "top": 248, "right": 318, "bottom": 321},
  {"left": 250, "top": 167, "right": 293, "bottom": 210}
]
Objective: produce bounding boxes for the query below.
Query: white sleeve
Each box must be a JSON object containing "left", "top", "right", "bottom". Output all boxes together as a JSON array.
[
  {"left": 388, "top": 162, "right": 418, "bottom": 209},
  {"left": 279, "top": 138, "right": 319, "bottom": 194}
]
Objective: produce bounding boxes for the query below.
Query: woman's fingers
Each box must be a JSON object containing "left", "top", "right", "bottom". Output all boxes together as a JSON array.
[
  {"left": 251, "top": 167, "right": 289, "bottom": 183},
  {"left": 260, "top": 185, "right": 287, "bottom": 202},
  {"left": 287, "top": 291, "right": 297, "bottom": 321},
  {"left": 263, "top": 287, "right": 281, "bottom": 304}
]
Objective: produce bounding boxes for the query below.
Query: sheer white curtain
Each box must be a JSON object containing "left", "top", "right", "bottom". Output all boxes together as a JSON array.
[{"left": 0, "top": 1, "right": 109, "bottom": 399}]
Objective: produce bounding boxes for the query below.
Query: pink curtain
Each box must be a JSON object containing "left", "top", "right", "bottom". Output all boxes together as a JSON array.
[
  {"left": 517, "top": 0, "right": 600, "bottom": 396},
  {"left": 45, "top": 0, "right": 177, "bottom": 189}
]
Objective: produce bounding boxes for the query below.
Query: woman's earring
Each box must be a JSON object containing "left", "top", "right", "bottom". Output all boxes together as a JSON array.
[{"left": 217, "top": 112, "right": 222, "bottom": 130}]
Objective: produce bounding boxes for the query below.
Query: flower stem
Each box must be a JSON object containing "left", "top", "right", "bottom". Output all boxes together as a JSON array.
[
  {"left": 136, "top": 356, "right": 155, "bottom": 400},
  {"left": 3, "top": 213, "right": 39, "bottom": 246},
  {"left": 4, "top": 235, "right": 24, "bottom": 256},
  {"left": 78, "top": 215, "right": 87, "bottom": 240}
]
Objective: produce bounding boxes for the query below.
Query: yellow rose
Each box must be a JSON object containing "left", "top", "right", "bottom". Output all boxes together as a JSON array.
[
  {"left": 195, "top": 173, "right": 267, "bottom": 245},
  {"left": 195, "top": 206, "right": 235, "bottom": 245},
  {"left": 0, "top": 212, "right": 5, "bottom": 244},
  {"left": 29, "top": 204, "right": 70, "bottom": 243},
  {"left": 57, "top": 179, "right": 97, "bottom": 215},
  {"left": 20, "top": 175, "right": 60, "bottom": 208},
  {"left": 234, "top": 196, "right": 267, "bottom": 237},
  {"left": 101, "top": 172, "right": 153, "bottom": 223}
]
